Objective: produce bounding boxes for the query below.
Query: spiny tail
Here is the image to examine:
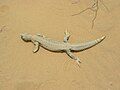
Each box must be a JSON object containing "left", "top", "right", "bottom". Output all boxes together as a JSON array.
[{"left": 70, "top": 36, "right": 106, "bottom": 51}]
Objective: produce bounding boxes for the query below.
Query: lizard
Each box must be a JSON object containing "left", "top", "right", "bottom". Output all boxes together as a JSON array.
[{"left": 20, "top": 30, "right": 106, "bottom": 66}]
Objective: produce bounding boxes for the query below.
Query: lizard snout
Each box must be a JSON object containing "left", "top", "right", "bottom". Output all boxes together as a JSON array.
[{"left": 20, "top": 33, "right": 32, "bottom": 42}]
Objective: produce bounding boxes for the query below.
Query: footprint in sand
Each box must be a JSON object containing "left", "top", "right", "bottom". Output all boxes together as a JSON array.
[
  {"left": 0, "top": 5, "right": 9, "bottom": 16},
  {"left": 37, "top": 80, "right": 60, "bottom": 90},
  {"left": 16, "top": 81, "right": 38, "bottom": 90}
]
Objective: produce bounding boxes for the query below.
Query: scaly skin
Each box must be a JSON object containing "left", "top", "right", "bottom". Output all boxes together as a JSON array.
[{"left": 20, "top": 31, "right": 106, "bottom": 66}]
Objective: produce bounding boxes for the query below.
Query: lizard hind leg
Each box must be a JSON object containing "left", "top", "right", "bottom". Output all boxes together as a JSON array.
[
  {"left": 63, "top": 29, "right": 71, "bottom": 43},
  {"left": 66, "top": 50, "right": 81, "bottom": 67},
  {"left": 32, "top": 41, "right": 40, "bottom": 53}
]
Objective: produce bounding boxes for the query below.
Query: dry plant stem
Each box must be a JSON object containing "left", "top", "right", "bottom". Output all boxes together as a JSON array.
[
  {"left": 71, "top": 7, "right": 91, "bottom": 16},
  {"left": 72, "top": 0, "right": 99, "bottom": 28},
  {"left": 72, "top": 0, "right": 109, "bottom": 28},
  {"left": 99, "top": 0, "right": 109, "bottom": 12},
  {"left": 91, "top": 10, "right": 98, "bottom": 29}
]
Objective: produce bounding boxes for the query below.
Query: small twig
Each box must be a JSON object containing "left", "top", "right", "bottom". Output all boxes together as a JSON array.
[
  {"left": 72, "top": 7, "right": 91, "bottom": 16},
  {"left": 91, "top": 10, "right": 98, "bottom": 29},
  {"left": 72, "top": 0, "right": 99, "bottom": 15},
  {"left": 91, "top": 0, "right": 99, "bottom": 29}
]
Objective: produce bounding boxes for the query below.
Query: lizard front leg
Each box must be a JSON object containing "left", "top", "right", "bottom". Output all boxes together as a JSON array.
[
  {"left": 66, "top": 50, "right": 81, "bottom": 66},
  {"left": 32, "top": 41, "right": 40, "bottom": 53},
  {"left": 64, "top": 30, "right": 71, "bottom": 43}
]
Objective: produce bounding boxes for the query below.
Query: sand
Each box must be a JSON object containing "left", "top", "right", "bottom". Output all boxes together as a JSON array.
[{"left": 0, "top": 0, "right": 120, "bottom": 90}]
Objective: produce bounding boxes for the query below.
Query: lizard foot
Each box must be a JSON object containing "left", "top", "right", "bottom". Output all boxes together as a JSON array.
[
  {"left": 64, "top": 29, "right": 71, "bottom": 37},
  {"left": 64, "top": 29, "right": 71, "bottom": 43},
  {"left": 32, "top": 42, "right": 39, "bottom": 53}
]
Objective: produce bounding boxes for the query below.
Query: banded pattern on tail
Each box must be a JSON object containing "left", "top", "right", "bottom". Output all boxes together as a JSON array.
[{"left": 70, "top": 36, "right": 106, "bottom": 51}]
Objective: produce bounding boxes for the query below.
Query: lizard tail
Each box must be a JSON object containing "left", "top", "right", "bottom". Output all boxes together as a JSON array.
[{"left": 70, "top": 36, "right": 106, "bottom": 51}]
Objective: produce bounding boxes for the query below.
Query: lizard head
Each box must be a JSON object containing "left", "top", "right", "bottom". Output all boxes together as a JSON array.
[{"left": 20, "top": 33, "right": 32, "bottom": 42}]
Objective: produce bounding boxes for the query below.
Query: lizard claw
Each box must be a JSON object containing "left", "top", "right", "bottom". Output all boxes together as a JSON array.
[
  {"left": 33, "top": 49, "right": 38, "bottom": 53},
  {"left": 65, "top": 29, "right": 71, "bottom": 37},
  {"left": 76, "top": 58, "right": 81, "bottom": 67}
]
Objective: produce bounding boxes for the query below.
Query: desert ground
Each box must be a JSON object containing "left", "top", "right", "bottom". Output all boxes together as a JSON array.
[{"left": 0, "top": 0, "right": 120, "bottom": 90}]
